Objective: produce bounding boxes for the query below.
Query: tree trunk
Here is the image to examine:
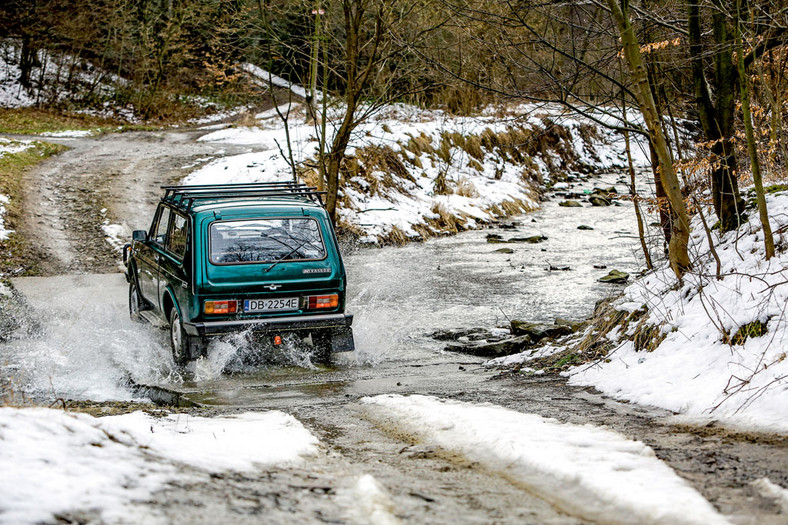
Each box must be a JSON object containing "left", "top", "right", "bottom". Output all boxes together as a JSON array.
[
  {"left": 688, "top": 0, "right": 743, "bottom": 232},
  {"left": 325, "top": 97, "right": 357, "bottom": 221},
  {"left": 607, "top": 0, "right": 691, "bottom": 277},
  {"left": 19, "top": 35, "right": 36, "bottom": 89},
  {"left": 736, "top": 2, "right": 774, "bottom": 259}
]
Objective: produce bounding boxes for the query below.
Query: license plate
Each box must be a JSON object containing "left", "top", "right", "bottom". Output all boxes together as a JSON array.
[{"left": 244, "top": 297, "right": 299, "bottom": 313}]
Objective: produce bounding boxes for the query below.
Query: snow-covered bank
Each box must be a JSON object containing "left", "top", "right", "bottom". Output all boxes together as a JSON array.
[
  {"left": 187, "top": 102, "right": 648, "bottom": 244},
  {"left": 361, "top": 394, "right": 728, "bottom": 525},
  {"left": 488, "top": 188, "right": 788, "bottom": 434},
  {"left": 0, "top": 408, "right": 320, "bottom": 524},
  {"left": 565, "top": 188, "right": 788, "bottom": 433},
  {"left": 546, "top": 186, "right": 788, "bottom": 433}
]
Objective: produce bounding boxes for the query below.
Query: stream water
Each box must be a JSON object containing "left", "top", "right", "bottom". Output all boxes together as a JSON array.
[{"left": 2, "top": 170, "right": 654, "bottom": 404}]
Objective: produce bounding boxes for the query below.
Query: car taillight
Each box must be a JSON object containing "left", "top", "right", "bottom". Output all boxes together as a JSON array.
[
  {"left": 305, "top": 294, "right": 339, "bottom": 310},
  {"left": 204, "top": 300, "right": 238, "bottom": 315}
]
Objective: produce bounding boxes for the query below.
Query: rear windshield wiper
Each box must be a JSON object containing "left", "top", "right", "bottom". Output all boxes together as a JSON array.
[{"left": 264, "top": 240, "right": 309, "bottom": 273}]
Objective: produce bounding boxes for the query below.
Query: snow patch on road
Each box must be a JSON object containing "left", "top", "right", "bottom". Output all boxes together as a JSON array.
[
  {"left": 361, "top": 394, "right": 729, "bottom": 525},
  {"left": 751, "top": 478, "right": 788, "bottom": 514},
  {"left": 100, "top": 410, "right": 320, "bottom": 474},
  {"left": 345, "top": 474, "right": 401, "bottom": 525},
  {"left": 0, "top": 408, "right": 321, "bottom": 524}
]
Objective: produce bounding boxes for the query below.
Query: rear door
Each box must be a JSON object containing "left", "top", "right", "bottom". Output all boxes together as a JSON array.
[{"left": 201, "top": 215, "right": 342, "bottom": 299}]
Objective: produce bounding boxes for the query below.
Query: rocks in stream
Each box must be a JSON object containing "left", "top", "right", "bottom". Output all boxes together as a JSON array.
[
  {"left": 598, "top": 269, "right": 630, "bottom": 283},
  {"left": 486, "top": 233, "right": 546, "bottom": 244},
  {"left": 444, "top": 335, "right": 534, "bottom": 357},
  {"left": 435, "top": 320, "right": 581, "bottom": 358},
  {"left": 558, "top": 200, "right": 583, "bottom": 208},
  {"left": 509, "top": 235, "right": 547, "bottom": 244},
  {"left": 510, "top": 321, "right": 573, "bottom": 340},
  {"left": 588, "top": 195, "right": 611, "bottom": 206}
]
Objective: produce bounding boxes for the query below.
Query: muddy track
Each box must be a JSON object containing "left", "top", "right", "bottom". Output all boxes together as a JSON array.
[
  {"left": 20, "top": 129, "right": 255, "bottom": 275},
  {"left": 80, "top": 372, "right": 788, "bottom": 524}
]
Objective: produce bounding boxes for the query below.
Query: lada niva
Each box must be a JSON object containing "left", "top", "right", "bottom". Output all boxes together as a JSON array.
[{"left": 123, "top": 182, "right": 354, "bottom": 365}]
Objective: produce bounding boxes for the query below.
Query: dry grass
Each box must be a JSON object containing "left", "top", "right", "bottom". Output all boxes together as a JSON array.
[
  {"left": 404, "top": 132, "right": 434, "bottom": 157},
  {"left": 467, "top": 158, "right": 484, "bottom": 172},
  {"left": 456, "top": 177, "right": 479, "bottom": 198},
  {"left": 428, "top": 203, "right": 463, "bottom": 233},
  {"left": 569, "top": 301, "right": 667, "bottom": 365},
  {"left": 297, "top": 166, "right": 320, "bottom": 189},
  {"left": 380, "top": 225, "right": 411, "bottom": 245},
  {"left": 342, "top": 144, "right": 413, "bottom": 198},
  {"left": 464, "top": 135, "right": 485, "bottom": 161}
]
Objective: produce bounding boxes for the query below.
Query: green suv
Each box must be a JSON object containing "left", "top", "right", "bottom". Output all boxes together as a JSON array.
[{"left": 123, "top": 182, "right": 354, "bottom": 364}]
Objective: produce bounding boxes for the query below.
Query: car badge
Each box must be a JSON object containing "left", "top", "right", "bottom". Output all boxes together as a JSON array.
[{"left": 265, "top": 284, "right": 282, "bottom": 290}]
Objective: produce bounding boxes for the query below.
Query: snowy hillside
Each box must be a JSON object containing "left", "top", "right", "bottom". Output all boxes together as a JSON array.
[
  {"left": 187, "top": 101, "right": 647, "bottom": 244},
  {"left": 0, "top": 39, "right": 127, "bottom": 116}
]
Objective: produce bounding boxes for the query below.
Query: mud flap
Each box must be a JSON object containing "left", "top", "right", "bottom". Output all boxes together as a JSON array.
[
  {"left": 187, "top": 337, "right": 207, "bottom": 359},
  {"left": 331, "top": 326, "right": 355, "bottom": 353}
]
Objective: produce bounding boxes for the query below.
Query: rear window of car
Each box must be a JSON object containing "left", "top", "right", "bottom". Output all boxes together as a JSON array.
[{"left": 209, "top": 218, "right": 326, "bottom": 265}]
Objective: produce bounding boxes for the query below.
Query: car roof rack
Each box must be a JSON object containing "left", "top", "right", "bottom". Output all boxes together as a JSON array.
[{"left": 160, "top": 181, "right": 326, "bottom": 210}]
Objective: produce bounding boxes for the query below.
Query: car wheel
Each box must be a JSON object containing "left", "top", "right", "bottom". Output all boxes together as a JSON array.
[
  {"left": 169, "top": 307, "right": 190, "bottom": 366},
  {"left": 311, "top": 331, "right": 332, "bottom": 364},
  {"left": 129, "top": 281, "right": 143, "bottom": 322}
]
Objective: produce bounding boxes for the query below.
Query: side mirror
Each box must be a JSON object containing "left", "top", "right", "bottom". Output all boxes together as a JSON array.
[{"left": 132, "top": 230, "right": 148, "bottom": 242}]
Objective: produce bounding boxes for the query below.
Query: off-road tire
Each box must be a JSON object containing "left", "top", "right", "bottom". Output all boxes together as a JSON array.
[
  {"left": 169, "top": 307, "right": 190, "bottom": 366},
  {"left": 129, "top": 280, "right": 143, "bottom": 322}
]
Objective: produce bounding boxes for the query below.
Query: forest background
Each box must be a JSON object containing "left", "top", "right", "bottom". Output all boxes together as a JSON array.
[{"left": 2, "top": 0, "right": 788, "bottom": 274}]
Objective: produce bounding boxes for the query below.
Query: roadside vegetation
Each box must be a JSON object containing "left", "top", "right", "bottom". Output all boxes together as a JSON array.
[
  {"left": 0, "top": 140, "right": 66, "bottom": 276},
  {"left": 0, "top": 108, "right": 161, "bottom": 135}
]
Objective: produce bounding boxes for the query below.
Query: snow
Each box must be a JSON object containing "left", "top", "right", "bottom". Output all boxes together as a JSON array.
[
  {"left": 361, "top": 394, "right": 729, "bottom": 525},
  {"left": 0, "top": 408, "right": 321, "bottom": 524},
  {"left": 99, "top": 410, "right": 321, "bottom": 474},
  {"left": 39, "top": 129, "right": 98, "bottom": 138},
  {"left": 346, "top": 474, "right": 401, "bottom": 525},
  {"left": 487, "top": 342, "right": 567, "bottom": 367},
  {"left": 0, "top": 195, "right": 13, "bottom": 241},
  {"left": 568, "top": 189, "right": 788, "bottom": 434},
  {"left": 243, "top": 63, "right": 312, "bottom": 100},
  {"left": 101, "top": 218, "right": 130, "bottom": 253},
  {"left": 751, "top": 478, "right": 788, "bottom": 514}
]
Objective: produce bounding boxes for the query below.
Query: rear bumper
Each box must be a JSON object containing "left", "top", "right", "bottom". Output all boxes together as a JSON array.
[{"left": 183, "top": 312, "right": 353, "bottom": 337}]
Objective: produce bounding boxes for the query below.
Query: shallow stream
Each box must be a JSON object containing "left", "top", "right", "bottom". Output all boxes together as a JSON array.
[{"left": 2, "top": 170, "right": 654, "bottom": 404}]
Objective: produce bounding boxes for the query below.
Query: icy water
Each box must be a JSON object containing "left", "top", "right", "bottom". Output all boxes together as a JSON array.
[{"left": 1, "top": 171, "right": 654, "bottom": 404}]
